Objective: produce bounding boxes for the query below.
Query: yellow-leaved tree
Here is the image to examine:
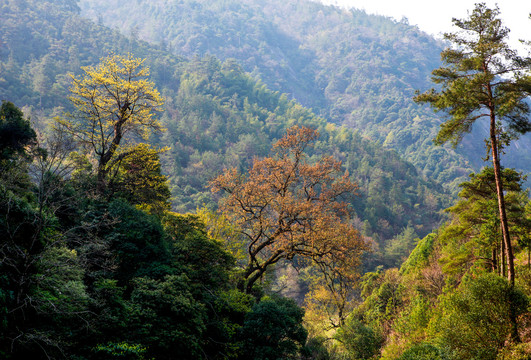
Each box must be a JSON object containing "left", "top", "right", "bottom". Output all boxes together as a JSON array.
[{"left": 58, "top": 53, "right": 164, "bottom": 190}]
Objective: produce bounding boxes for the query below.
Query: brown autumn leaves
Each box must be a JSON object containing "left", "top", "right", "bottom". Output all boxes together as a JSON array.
[{"left": 211, "top": 126, "right": 368, "bottom": 314}]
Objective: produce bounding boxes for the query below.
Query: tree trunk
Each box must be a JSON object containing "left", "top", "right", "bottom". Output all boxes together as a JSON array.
[
  {"left": 490, "top": 111, "right": 519, "bottom": 343},
  {"left": 485, "top": 91, "right": 514, "bottom": 286},
  {"left": 97, "top": 162, "right": 107, "bottom": 192},
  {"left": 491, "top": 246, "right": 497, "bottom": 273},
  {"left": 245, "top": 267, "right": 265, "bottom": 294},
  {"left": 501, "top": 235, "right": 506, "bottom": 278},
  {"left": 489, "top": 108, "right": 514, "bottom": 286},
  {"left": 96, "top": 121, "right": 124, "bottom": 193}
]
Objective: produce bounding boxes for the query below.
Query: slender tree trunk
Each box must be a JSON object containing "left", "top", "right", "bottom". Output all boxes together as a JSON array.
[
  {"left": 491, "top": 246, "right": 497, "bottom": 273},
  {"left": 488, "top": 107, "right": 514, "bottom": 286},
  {"left": 490, "top": 138, "right": 514, "bottom": 286},
  {"left": 501, "top": 236, "right": 506, "bottom": 278},
  {"left": 489, "top": 108, "right": 519, "bottom": 343}
]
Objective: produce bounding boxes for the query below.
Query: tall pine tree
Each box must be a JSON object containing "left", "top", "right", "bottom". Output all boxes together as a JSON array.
[{"left": 414, "top": 3, "right": 531, "bottom": 286}]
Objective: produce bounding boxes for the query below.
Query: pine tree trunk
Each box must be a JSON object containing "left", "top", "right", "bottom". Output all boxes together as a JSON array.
[
  {"left": 486, "top": 85, "right": 514, "bottom": 286},
  {"left": 490, "top": 124, "right": 514, "bottom": 286},
  {"left": 501, "top": 235, "right": 506, "bottom": 278},
  {"left": 491, "top": 246, "right": 497, "bottom": 273},
  {"left": 489, "top": 110, "right": 519, "bottom": 343}
]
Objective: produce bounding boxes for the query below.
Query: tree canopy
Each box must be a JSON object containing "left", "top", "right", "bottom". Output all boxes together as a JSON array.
[
  {"left": 0, "top": 101, "right": 36, "bottom": 162},
  {"left": 211, "top": 126, "right": 368, "bottom": 295},
  {"left": 58, "top": 53, "right": 164, "bottom": 189}
]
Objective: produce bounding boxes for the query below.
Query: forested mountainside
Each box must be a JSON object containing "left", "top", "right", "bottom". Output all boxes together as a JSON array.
[
  {"left": 0, "top": 0, "right": 448, "bottom": 252},
  {"left": 79, "top": 0, "right": 531, "bottom": 190},
  {"left": 2, "top": 1, "right": 531, "bottom": 359}
]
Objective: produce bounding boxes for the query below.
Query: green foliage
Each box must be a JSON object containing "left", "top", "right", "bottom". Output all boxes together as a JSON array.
[
  {"left": 110, "top": 143, "right": 171, "bottom": 215},
  {"left": 414, "top": 2, "right": 531, "bottom": 286},
  {"left": 59, "top": 53, "right": 164, "bottom": 189},
  {"left": 415, "top": 4, "right": 531, "bottom": 148},
  {"left": 240, "top": 295, "right": 308, "bottom": 360},
  {"left": 0, "top": 101, "right": 36, "bottom": 161},
  {"left": 360, "top": 269, "right": 404, "bottom": 327},
  {"left": 162, "top": 56, "right": 447, "bottom": 258},
  {"left": 430, "top": 273, "right": 529, "bottom": 360},
  {"left": 497, "top": 343, "right": 531, "bottom": 360},
  {"left": 384, "top": 225, "right": 420, "bottom": 268},
  {"left": 196, "top": 206, "right": 248, "bottom": 264},
  {"left": 336, "top": 316, "right": 382, "bottom": 360},
  {"left": 400, "top": 234, "right": 436, "bottom": 275},
  {"left": 163, "top": 212, "right": 235, "bottom": 291},
  {"left": 80, "top": 0, "right": 487, "bottom": 191},
  {"left": 397, "top": 343, "right": 445, "bottom": 360},
  {"left": 202, "top": 289, "right": 254, "bottom": 359},
  {"left": 398, "top": 296, "right": 431, "bottom": 334},
  {"left": 0, "top": 105, "right": 92, "bottom": 357},
  {"left": 161, "top": 212, "right": 249, "bottom": 357},
  {"left": 437, "top": 167, "right": 528, "bottom": 281},
  {"left": 94, "top": 342, "right": 148, "bottom": 360},
  {"left": 303, "top": 336, "right": 331, "bottom": 360},
  {"left": 33, "top": 246, "right": 88, "bottom": 316},
  {"left": 106, "top": 199, "right": 171, "bottom": 282},
  {"left": 2, "top": 2, "right": 531, "bottom": 359},
  {"left": 0, "top": 97, "right": 305, "bottom": 360},
  {"left": 335, "top": 268, "right": 405, "bottom": 359},
  {"left": 380, "top": 296, "right": 433, "bottom": 359},
  {"left": 0, "top": 183, "right": 45, "bottom": 354},
  {"left": 0, "top": 0, "right": 450, "bottom": 261},
  {"left": 128, "top": 275, "right": 206, "bottom": 359}
]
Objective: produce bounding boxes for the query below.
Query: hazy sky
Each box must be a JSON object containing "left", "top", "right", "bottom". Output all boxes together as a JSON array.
[{"left": 319, "top": 0, "right": 530, "bottom": 52}]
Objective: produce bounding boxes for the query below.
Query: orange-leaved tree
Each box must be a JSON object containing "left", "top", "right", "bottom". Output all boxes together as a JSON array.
[{"left": 211, "top": 126, "right": 367, "bottom": 295}]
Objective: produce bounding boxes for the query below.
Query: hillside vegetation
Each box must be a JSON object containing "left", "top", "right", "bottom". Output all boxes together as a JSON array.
[
  {"left": 0, "top": 0, "right": 448, "bottom": 251},
  {"left": 79, "top": 0, "right": 531, "bottom": 190},
  {"left": 2, "top": 0, "right": 531, "bottom": 359}
]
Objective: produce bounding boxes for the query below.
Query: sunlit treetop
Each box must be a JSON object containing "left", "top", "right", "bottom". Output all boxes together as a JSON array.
[{"left": 58, "top": 53, "right": 164, "bottom": 187}]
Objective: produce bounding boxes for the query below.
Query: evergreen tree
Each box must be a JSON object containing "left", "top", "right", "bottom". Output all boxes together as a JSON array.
[
  {"left": 0, "top": 101, "right": 36, "bottom": 162},
  {"left": 414, "top": 3, "right": 531, "bottom": 286}
]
